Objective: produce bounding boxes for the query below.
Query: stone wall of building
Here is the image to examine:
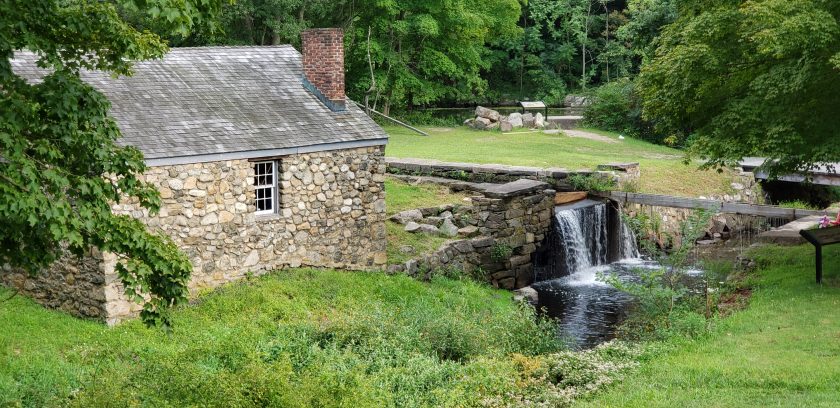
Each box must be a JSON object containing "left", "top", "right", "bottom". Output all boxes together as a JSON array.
[
  {"left": 3, "top": 146, "right": 388, "bottom": 325},
  {"left": 388, "top": 179, "right": 555, "bottom": 289},
  {"left": 1, "top": 249, "right": 108, "bottom": 320}
]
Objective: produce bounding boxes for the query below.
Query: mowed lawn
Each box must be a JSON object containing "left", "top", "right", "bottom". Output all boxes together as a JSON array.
[
  {"left": 384, "top": 179, "right": 470, "bottom": 264},
  {"left": 383, "top": 125, "right": 736, "bottom": 197},
  {"left": 577, "top": 244, "right": 840, "bottom": 407}
]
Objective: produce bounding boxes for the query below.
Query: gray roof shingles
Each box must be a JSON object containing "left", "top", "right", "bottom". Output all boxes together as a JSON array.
[{"left": 11, "top": 46, "right": 387, "bottom": 161}]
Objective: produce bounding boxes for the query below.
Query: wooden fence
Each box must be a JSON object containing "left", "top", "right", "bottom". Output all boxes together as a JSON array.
[{"left": 592, "top": 191, "right": 832, "bottom": 219}]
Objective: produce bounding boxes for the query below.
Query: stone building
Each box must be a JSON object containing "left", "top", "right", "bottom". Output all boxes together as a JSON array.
[{"left": 4, "top": 29, "right": 389, "bottom": 324}]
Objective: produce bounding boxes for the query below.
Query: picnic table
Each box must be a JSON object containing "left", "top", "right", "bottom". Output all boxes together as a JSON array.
[{"left": 799, "top": 226, "right": 840, "bottom": 283}]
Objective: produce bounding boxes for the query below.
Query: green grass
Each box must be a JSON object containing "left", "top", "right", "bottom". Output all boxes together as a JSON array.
[
  {"left": 385, "top": 179, "right": 471, "bottom": 264},
  {"left": 576, "top": 244, "right": 840, "bottom": 407},
  {"left": 0, "top": 269, "right": 563, "bottom": 407},
  {"left": 777, "top": 200, "right": 821, "bottom": 210},
  {"left": 384, "top": 126, "right": 736, "bottom": 197}
]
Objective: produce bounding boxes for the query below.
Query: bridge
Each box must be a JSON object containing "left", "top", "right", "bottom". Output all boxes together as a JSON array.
[{"left": 740, "top": 157, "right": 840, "bottom": 186}]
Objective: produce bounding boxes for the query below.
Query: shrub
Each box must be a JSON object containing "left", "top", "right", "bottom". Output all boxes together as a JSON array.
[
  {"left": 568, "top": 174, "right": 617, "bottom": 192},
  {"left": 582, "top": 79, "right": 670, "bottom": 145},
  {"left": 490, "top": 243, "right": 513, "bottom": 262}
]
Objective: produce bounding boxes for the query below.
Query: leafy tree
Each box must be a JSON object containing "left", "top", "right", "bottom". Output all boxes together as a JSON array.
[
  {"left": 344, "top": 0, "right": 523, "bottom": 113},
  {"left": 639, "top": 0, "right": 840, "bottom": 174},
  {"left": 1, "top": 0, "right": 220, "bottom": 328}
]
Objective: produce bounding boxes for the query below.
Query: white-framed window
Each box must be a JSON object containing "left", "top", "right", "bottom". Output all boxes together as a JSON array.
[{"left": 253, "top": 161, "right": 276, "bottom": 215}]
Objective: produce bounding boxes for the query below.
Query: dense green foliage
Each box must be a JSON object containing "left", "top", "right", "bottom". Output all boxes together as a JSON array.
[
  {"left": 579, "top": 244, "right": 840, "bottom": 407},
  {"left": 0, "top": 268, "right": 644, "bottom": 407},
  {"left": 639, "top": 0, "right": 840, "bottom": 174},
  {"left": 0, "top": 0, "right": 221, "bottom": 327}
]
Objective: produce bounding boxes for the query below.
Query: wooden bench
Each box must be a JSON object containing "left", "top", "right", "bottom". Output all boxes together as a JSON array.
[{"left": 799, "top": 226, "right": 840, "bottom": 283}]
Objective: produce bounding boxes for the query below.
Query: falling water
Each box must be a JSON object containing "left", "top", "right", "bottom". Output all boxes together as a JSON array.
[{"left": 531, "top": 199, "right": 643, "bottom": 349}]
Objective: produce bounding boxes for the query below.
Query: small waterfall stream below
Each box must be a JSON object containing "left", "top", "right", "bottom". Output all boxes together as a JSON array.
[{"left": 531, "top": 200, "right": 655, "bottom": 349}]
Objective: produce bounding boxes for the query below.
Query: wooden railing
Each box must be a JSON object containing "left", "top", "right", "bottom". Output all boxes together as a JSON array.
[{"left": 592, "top": 191, "right": 832, "bottom": 219}]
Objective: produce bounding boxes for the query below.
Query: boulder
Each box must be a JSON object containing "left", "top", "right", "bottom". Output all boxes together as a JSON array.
[
  {"left": 418, "top": 224, "right": 441, "bottom": 235},
  {"left": 404, "top": 221, "right": 421, "bottom": 232},
  {"left": 522, "top": 113, "right": 535, "bottom": 128},
  {"left": 487, "top": 122, "right": 500, "bottom": 131},
  {"left": 440, "top": 219, "right": 459, "bottom": 237},
  {"left": 475, "top": 106, "right": 501, "bottom": 122},
  {"left": 508, "top": 112, "right": 524, "bottom": 128},
  {"left": 390, "top": 209, "right": 423, "bottom": 224},
  {"left": 563, "top": 94, "right": 590, "bottom": 108},
  {"left": 534, "top": 112, "right": 545, "bottom": 128},
  {"left": 500, "top": 120, "right": 513, "bottom": 132},
  {"left": 474, "top": 117, "right": 492, "bottom": 129},
  {"left": 545, "top": 120, "right": 558, "bottom": 130},
  {"left": 463, "top": 118, "right": 475, "bottom": 127},
  {"left": 458, "top": 225, "right": 480, "bottom": 237},
  {"left": 513, "top": 287, "right": 538, "bottom": 305}
]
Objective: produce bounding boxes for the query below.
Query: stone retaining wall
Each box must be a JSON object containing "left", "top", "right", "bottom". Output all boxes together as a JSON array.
[
  {"left": 1, "top": 249, "right": 108, "bottom": 320},
  {"left": 2, "top": 146, "right": 388, "bottom": 324},
  {"left": 388, "top": 179, "right": 555, "bottom": 289},
  {"left": 386, "top": 157, "right": 637, "bottom": 192}
]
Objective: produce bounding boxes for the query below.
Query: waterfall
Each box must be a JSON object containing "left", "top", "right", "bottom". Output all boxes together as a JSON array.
[
  {"left": 534, "top": 199, "right": 639, "bottom": 282},
  {"left": 620, "top": 222, "right": 640, "bottom": 259},
  {"left": 553, "top": 201, "right": 608, "bottom": 275}
]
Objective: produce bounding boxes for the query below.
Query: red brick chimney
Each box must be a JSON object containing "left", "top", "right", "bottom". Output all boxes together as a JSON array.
[{"left": 301, "top": 28, "right": 345, "bottom": 111}]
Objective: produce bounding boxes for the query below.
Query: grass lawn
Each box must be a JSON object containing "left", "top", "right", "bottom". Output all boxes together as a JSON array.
[
  {"left": 384, "top": 178, "right": 470, "bottom": 264},
  {"left": 0, "top": 269, "right": 563, "bottom": 407},
  {"left": 577, "top": 244, "right": 840, "bottom": 407},
  {"left": 383, "top": 125, "right": 736, "bottom": 198}
]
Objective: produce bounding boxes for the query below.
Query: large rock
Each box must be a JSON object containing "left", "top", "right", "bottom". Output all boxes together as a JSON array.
[
  {"left": 507, "top": 112, "right": 523, "bottom": 128},
  {"left": 458, "top": 225, "right": 479, "bottom": 237},
  {"left": 522, "top": 113, "right": 535, "bottom": 128},
  {"left": 390, "top": 209, "right": 423, "bottom": 224},
  {"left": 500, "top": 120, "right": 513, "bottom": 132},
  {"left": 474, "top": 117, "right": 492, "bottom": 130},
  {"left": 475, "top": 106, "right": 501, "bottom": 122},
  {"left": 534, "top": 112, "right": 545, "bottom": 128},
  {"left": 440, "top": 219, "right": 459, "bottom": 237},
  {"left": 563, "top": 94, "right": 590, "bottom": 108},
  {"left": 487, "top": 122, "right": 500, "bottom": 131},
  {"left": 404, "top": 221, "right": 421, "bottom": 232},
  {"left": 418, "top": 224, "right": 441, "bottom": 235},
  {"left": 513, "top": 286, "right": 538, "bottom": 305}
]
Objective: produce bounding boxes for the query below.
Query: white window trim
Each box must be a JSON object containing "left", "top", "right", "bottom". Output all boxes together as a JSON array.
[{"left": 254, "top": 160, "right": 277, "bottom": 215}]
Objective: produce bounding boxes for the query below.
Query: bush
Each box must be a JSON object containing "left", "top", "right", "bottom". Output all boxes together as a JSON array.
[
  {"left": 582, "top": 79, "right": 670, "bottom": 145},
  {"left": 568, "top": 174, "right": 617, "bottom": 192}
]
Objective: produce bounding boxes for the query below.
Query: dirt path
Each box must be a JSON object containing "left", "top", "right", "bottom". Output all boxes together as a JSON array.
[{"left": 558, "top": 129, "right": 618, "bottom": 144}]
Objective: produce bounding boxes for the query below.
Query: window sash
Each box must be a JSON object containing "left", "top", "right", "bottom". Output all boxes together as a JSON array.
[{"left": 254, "top": 161, "right": 276, "bottom": 215}]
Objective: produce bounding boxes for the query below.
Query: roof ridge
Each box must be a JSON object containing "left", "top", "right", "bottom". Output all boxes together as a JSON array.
[{"left": 166, "top": 45, "right": 297, "bottom": 50}]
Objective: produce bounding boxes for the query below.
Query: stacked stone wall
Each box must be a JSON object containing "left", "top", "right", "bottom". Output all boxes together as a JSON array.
[
  {"left": 2, "top": 146, "right": 387, "bottom": 324},
  {"left": 1, "top": 249, "right": 108, "bottom": 320},
  {"left": 389, "top": 180, "right": 555, "bottom": 289}
]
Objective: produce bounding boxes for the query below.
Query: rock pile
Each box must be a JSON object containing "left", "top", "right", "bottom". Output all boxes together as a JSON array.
[
  {"left": 465, "top": 106, "right": 555, "bottom": 132},
  {"left": 390, "top": 204, "right": 479, "bottom": 238}
]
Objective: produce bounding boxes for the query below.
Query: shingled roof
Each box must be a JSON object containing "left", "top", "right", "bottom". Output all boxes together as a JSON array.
[{"left": 11, "top": 46, "right": 388, "bottom": 165}]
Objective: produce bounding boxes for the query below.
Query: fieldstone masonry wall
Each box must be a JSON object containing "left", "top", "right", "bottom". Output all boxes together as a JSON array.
[
  {"left": 2, "top": 146, "right": 387, "bottom": 324},
  {"left": 386, "top": 157, "right": 637, "bottom": 192},
  {"left": 389, "top": 179, "right": 555, "bottom": 289},
  {"left": 1, "top": 249, "right": 109, "bottom": 320}
]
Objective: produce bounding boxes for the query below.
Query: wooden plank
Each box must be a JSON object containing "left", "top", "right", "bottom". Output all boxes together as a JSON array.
[
  {"left": 623, "top": 192, "right": 722, "bottom": 210},
  {"left": 800, "top": 226, "right": 840, "bottom": 246},
  {"left": 721, "top": 202, "right": 795, "bottom": 218}
]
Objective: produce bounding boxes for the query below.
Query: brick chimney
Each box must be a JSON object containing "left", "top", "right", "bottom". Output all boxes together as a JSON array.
[{"left": 301, "top": 28, "right": 345, "bottom": 111}]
